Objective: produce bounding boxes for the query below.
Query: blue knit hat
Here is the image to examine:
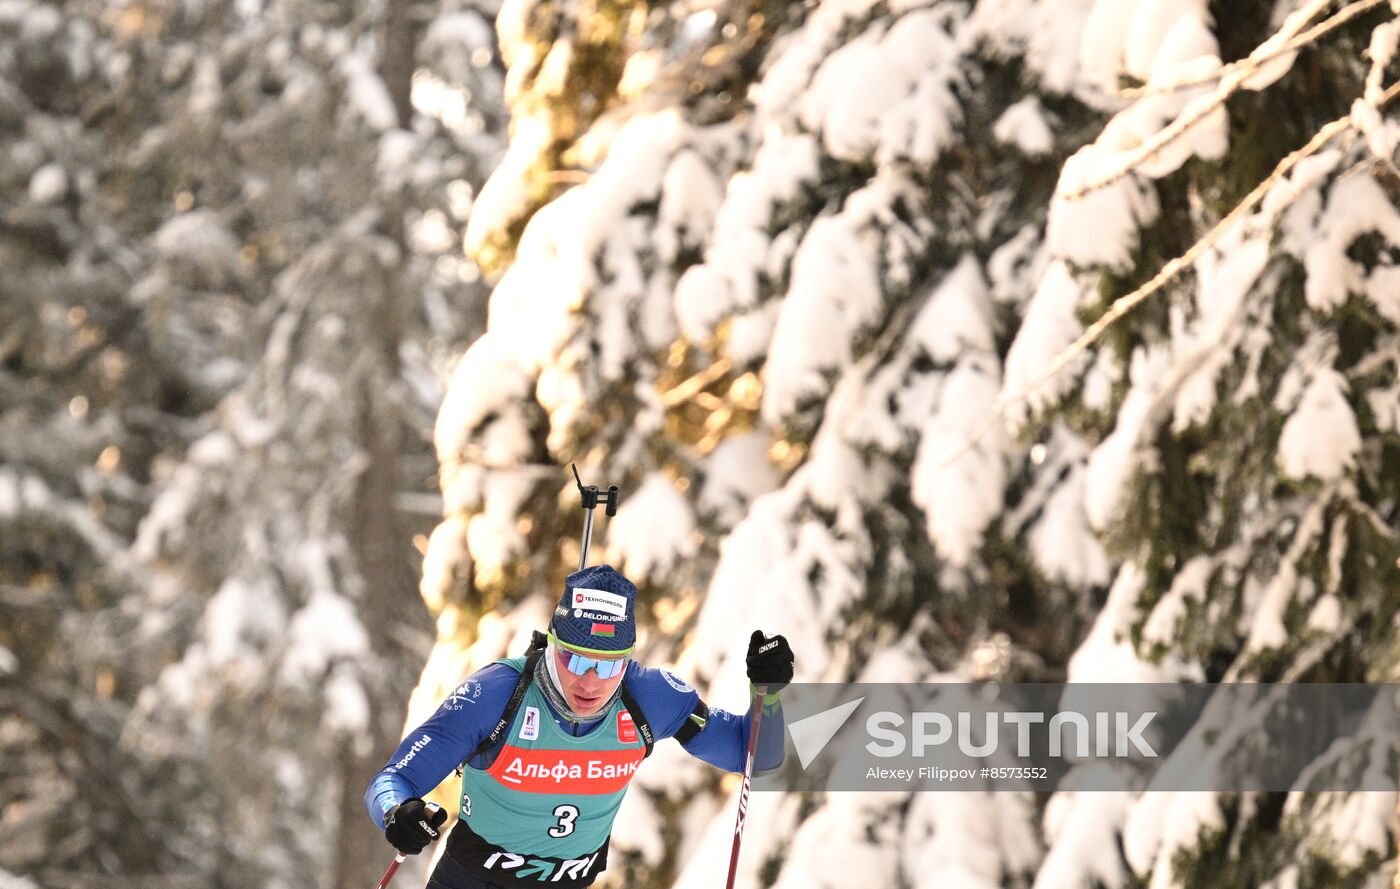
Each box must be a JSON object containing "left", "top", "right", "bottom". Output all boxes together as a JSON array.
[{"left": 550, "top": 565, "right": 637, "bottom": 653}]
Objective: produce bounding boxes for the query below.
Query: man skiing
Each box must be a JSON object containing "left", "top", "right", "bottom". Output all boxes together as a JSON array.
[{"left": 365, "top": 564, "right": 793, "bottom": 889}]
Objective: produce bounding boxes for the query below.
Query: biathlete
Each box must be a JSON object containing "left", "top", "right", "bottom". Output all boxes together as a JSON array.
[{"left": 365, "top": 565, "right": 794, "bottom": 888}]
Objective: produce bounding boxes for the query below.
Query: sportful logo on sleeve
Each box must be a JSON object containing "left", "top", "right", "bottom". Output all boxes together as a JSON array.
[
  {"left": 571, "top": 588, "right": 628, "bottom": 618},
  {"left": 388, "top": 734, "right": 433, "bottom": 772}
]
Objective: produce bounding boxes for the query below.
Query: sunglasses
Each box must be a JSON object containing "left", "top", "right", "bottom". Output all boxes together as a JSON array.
[{"left": 549, "top": 633, "right": 630, "bottom": 679}]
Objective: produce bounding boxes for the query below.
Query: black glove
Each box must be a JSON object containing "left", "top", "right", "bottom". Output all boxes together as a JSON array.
[
  {"left": 384, "top": 798, "right": 447, "bottom": 855},
  {"left": 746, "top": 630, "right": 794, "bottom": 692}
]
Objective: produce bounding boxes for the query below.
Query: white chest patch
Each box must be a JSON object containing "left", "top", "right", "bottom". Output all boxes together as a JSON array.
[{"left": 521, "top": 706, "right": 540, "bottom": 741}]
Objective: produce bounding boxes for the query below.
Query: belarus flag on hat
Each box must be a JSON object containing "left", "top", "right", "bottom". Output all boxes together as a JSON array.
[{"left": 591, "top": 623, "right": 616, "bottom": 637}]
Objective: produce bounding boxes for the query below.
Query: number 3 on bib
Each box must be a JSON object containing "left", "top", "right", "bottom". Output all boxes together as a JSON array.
[{"left": 548, "top": 804, "right": 579, "bottom": 838}]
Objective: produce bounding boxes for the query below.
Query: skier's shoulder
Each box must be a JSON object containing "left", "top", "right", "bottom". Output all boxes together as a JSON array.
[
  {"left": 625, "top": 662, "right": 701, "bottom": 732},
  {"left": 439, "top": 660, "right": 520, "bottom": 714},
  {"left": 626, "top": 661, "right": 698, "bottom": 696}
]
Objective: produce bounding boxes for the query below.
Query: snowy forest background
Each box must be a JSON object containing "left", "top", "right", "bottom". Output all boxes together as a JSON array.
[{"left": 4, "top": 0, "right": 1400, "bottom": 887}]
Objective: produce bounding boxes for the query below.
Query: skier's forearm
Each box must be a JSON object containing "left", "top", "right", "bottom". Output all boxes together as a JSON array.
[
  {"left": 365, "top": 772, "right": 419, "bottom": 830},
  {"left": 751, "top": 695, "right": 785, "bottom": 774},
  {"left": 681, "top": 695, "right": 785, "bottom": 773},
  {"left": 364, "top": 719, "right": 473, "bottom": 830},
  {"left": 679, "top": 704, "right": 745, "bottom": 771},
  {"left": 363, "top": 664, "right": 518, "bottom": 830}
]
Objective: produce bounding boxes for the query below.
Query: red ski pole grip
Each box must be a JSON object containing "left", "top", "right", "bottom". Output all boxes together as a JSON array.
[{"left": 374, "top": 802, "right": 444, "bottom": 889}]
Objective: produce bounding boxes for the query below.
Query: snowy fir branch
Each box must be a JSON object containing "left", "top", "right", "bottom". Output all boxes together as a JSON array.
[{"left": 1117, "top": 0, "right": 1388, "bottom": 99}]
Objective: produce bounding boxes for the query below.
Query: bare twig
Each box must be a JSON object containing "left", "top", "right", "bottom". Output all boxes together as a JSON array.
[
  {"left": 1119, "top": 0, "right": 1386, "bottom": 99},
  {"left": 1063, "top": 0, "right": 1393, "bottom": 201},
  {"left": 660, "top": 356, "right": 733, "bottom": 407}
]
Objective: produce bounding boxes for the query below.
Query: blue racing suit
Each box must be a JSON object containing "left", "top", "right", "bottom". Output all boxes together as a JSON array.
[{"left": 365, "top": 659, "right": 784, "bottom": 888}]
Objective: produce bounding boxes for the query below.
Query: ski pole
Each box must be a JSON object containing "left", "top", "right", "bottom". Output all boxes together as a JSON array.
[
  {"left": 725, "top": 683, "right": 768, "bottom": 889},
  {"left": 570, "top": 463, "right": 619, "bottom": 570},
  {"left": 373, "top": 802, "right": 442, "bottom": 889},
  {"left": 373, "top": 853, "right": 407, "bottom": 889}
]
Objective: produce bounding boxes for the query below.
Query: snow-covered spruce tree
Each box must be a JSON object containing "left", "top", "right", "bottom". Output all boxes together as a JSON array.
[
  {"left": 1014, "top": 3, "right": 1400, "bottom": 888},
  {"left": 413, "top": 0, "right": 1120, "bottom": 887},
  {"left": 420, "top": 0, "right": 1400, "bottom": 888},
  {"left": 1, "top": 1, "right": 505, "bottom": 886},
  {"left": 0, "top": 3, "right": 215, "bottom": 883},
  {"left": 117, "top": 3, "right": 509, "bottom": 888}
]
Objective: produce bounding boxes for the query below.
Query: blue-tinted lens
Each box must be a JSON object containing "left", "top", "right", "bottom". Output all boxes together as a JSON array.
[{"left": 566, "top": 652, "right": 626, "bottom": 679}]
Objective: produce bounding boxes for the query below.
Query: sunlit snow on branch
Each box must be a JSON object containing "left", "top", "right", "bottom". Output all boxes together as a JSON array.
[
  {"left": 605, "top": 473, "right": 697, "bottom": 583},
  {"left": 1277, "top": 368, "right": 1362, "bottom": 482}
]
